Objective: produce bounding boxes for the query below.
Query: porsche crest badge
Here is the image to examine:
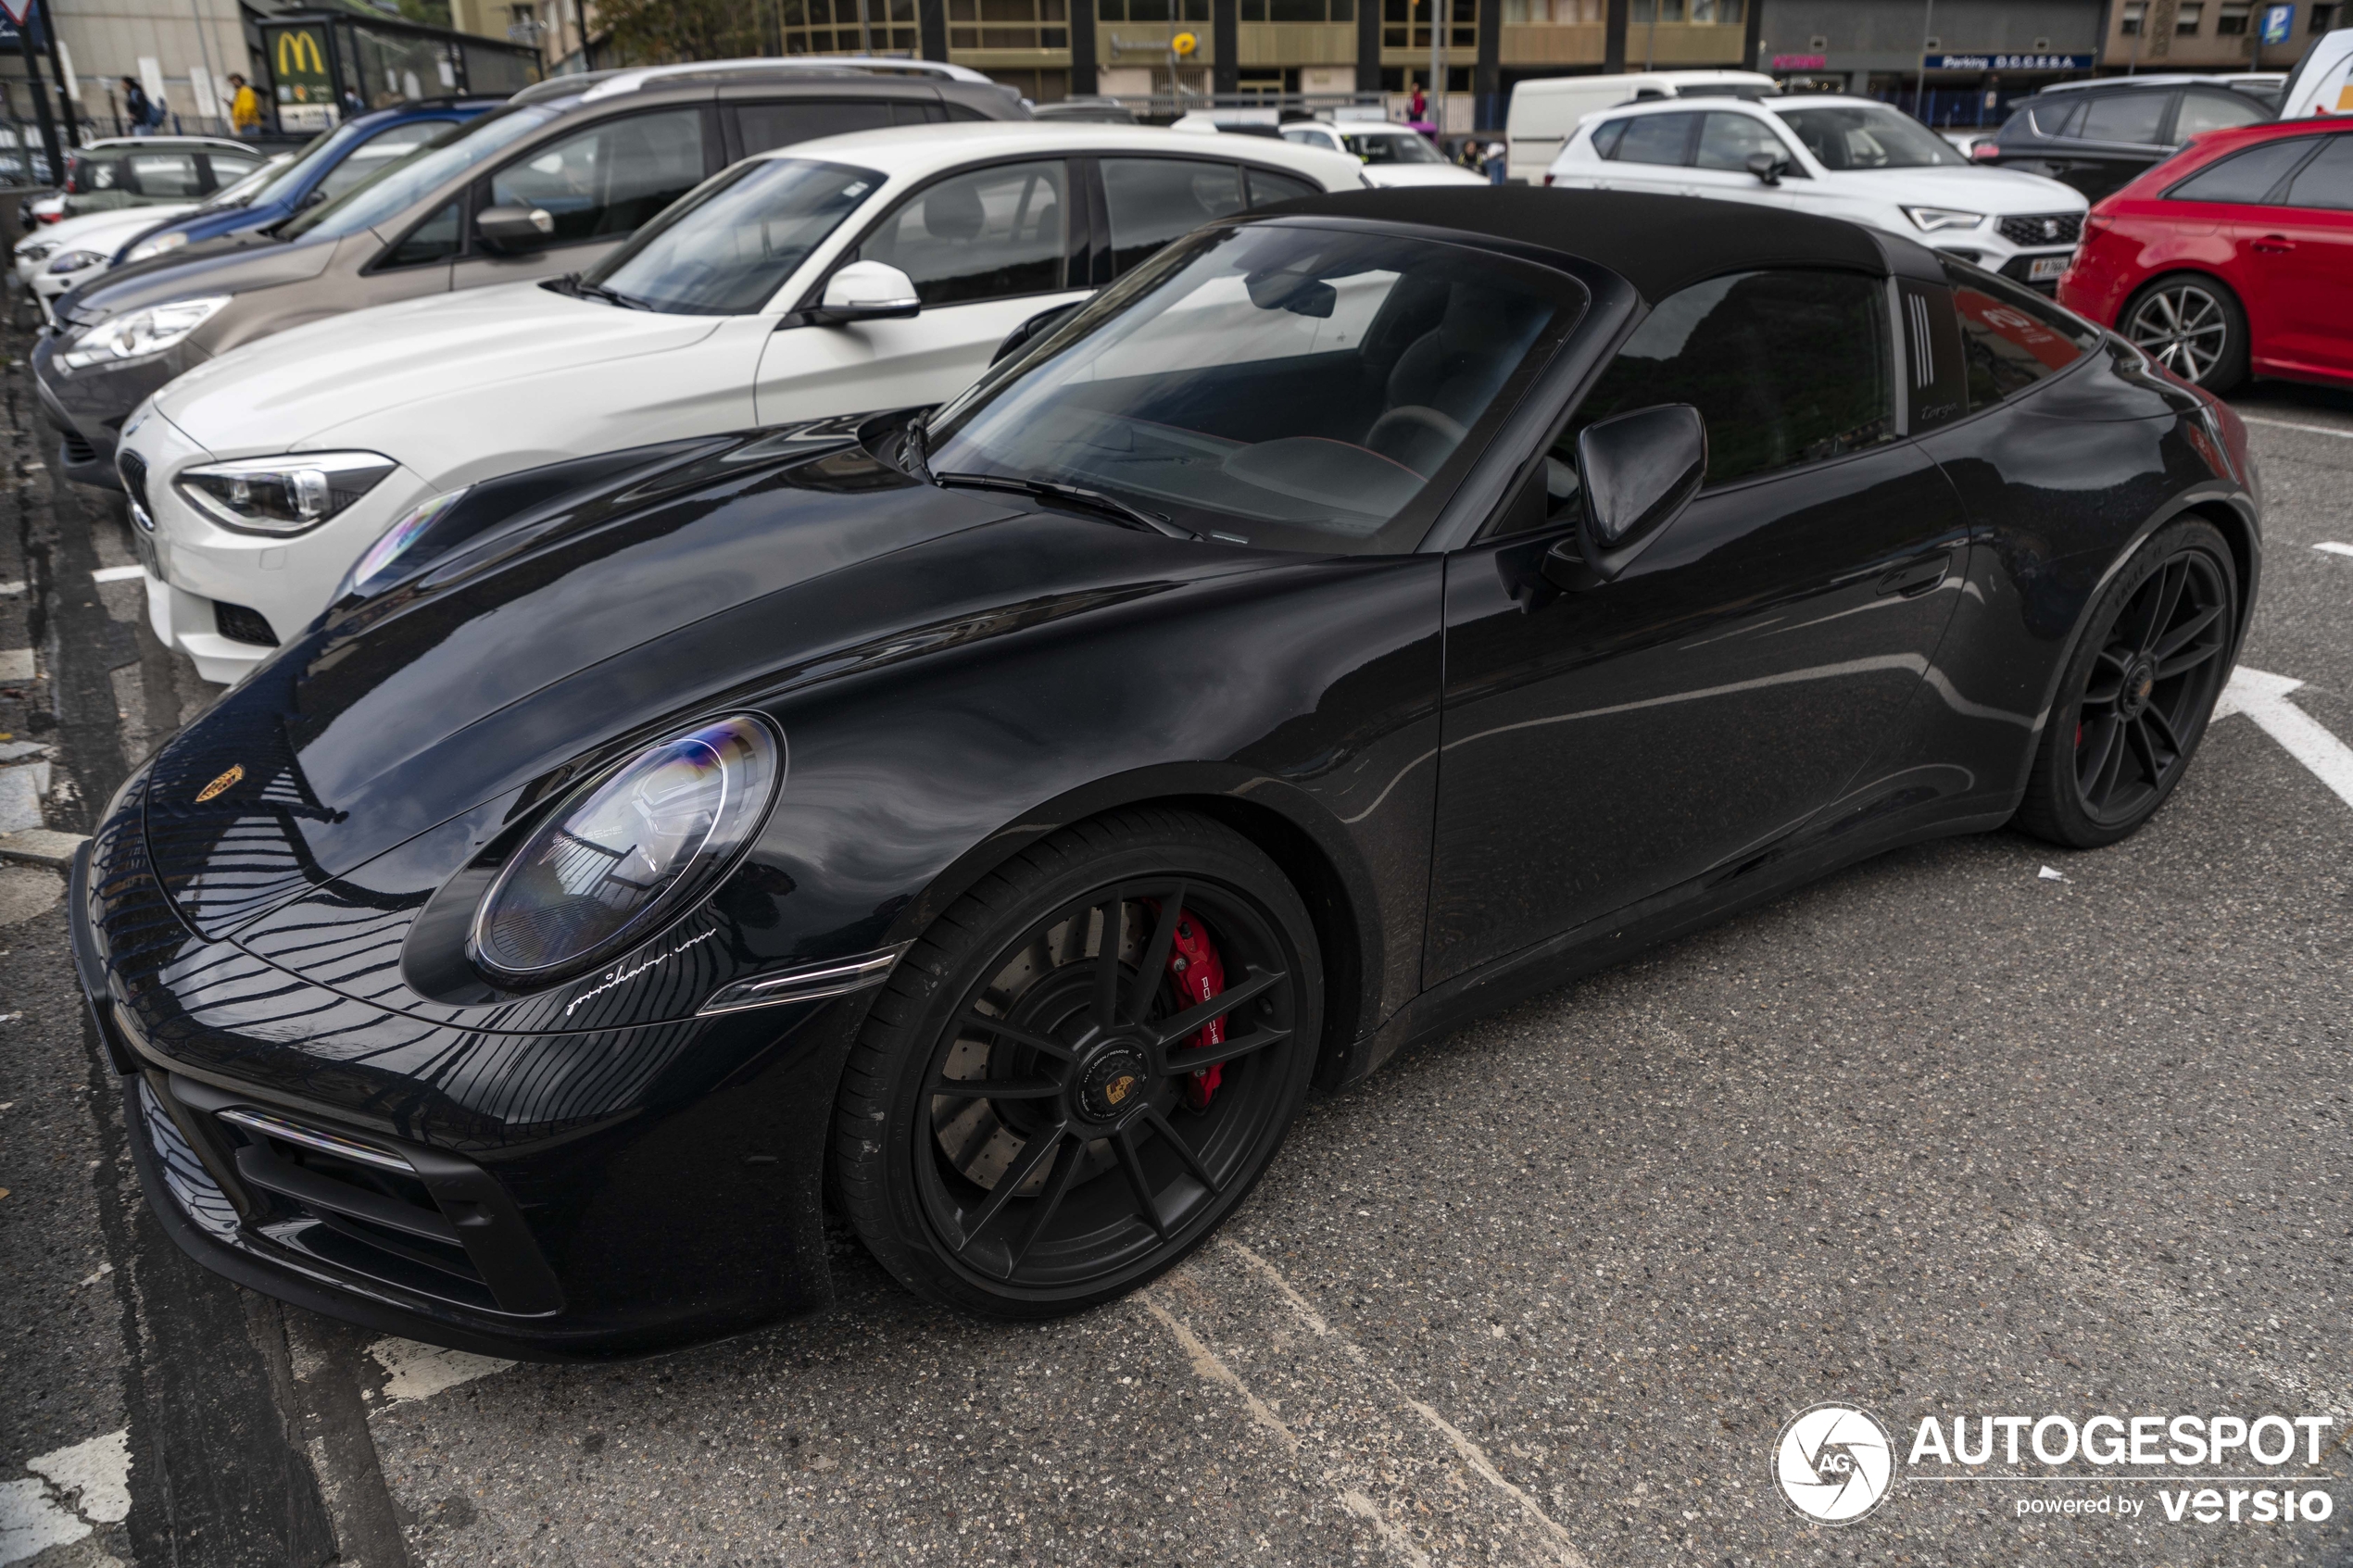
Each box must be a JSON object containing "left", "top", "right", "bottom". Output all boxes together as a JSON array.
[{"left": 195, "top": 764, "right": 245, "bottom": 803}]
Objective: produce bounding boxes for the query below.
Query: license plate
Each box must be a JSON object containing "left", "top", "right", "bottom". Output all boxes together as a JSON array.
[
  {"left": 2028, "top": 254, "right": 2070, "bottom": 282},
  {"left": 132, "top": 526, "right": 159, "bottom": 580}
]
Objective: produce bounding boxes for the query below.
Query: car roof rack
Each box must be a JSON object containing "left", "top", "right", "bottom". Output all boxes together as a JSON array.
[{"left": 509, "top": 55, "right": 1001, "bottom": 106}]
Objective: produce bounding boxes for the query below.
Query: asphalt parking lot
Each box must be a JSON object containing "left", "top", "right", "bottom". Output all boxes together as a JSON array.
[{"left": 2, "top": 326, "right": 2348, "bottom": 1567}]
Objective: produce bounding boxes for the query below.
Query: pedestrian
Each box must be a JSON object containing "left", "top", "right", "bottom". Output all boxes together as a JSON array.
[
  {"left": 1485, "top": 139, "right": 1507, "bottom": 183},
  {"left": 226, "top": 72, "right": 262, "bottom": 137},
  {"left": 1408, "top": 82, "right": 1428, "bottom": 124},
  {"left": 120, "top": 76, "right": 152, "bottom": 136}
]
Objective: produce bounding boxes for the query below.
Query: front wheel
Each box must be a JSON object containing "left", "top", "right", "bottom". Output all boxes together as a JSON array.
[
  {"left": 2120, "top": 274, "right": 2248, "bottom": 393},
  {"left": 833, "top": 809, "right": 1321, "bottom": 1317},
  {"left": 2014, "top": 519, "right": 2238, "bottom": 849}
]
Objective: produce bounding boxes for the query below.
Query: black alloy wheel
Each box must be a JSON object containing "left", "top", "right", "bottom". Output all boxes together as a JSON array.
[
  {"left": 835, "top": 809, "right": 1321, "bottom": 1315},
  {"left": 2015, "top": 519, "right": 2237, "bottom": 848},
  {"left": 2121, "top": 275, "right": 2247, "bottom": 394}
]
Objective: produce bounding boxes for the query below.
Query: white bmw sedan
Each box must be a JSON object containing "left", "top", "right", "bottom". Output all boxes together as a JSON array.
[
  {"left": 1544, "top": 94, "right": 2090, "bottom": 291},
  {"left": 116, "top": 123, "right": 1365, "bottom": 683}
]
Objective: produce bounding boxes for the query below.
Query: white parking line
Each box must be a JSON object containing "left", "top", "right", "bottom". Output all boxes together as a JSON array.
[
  {"left": 0, "top": 1429, "right": 131, "bottom": 1565},
  {"left": 366, "top": 1337, "right": 516, "bottom": 1405},
  {"left": 0, "top": 581, "right": 21, "bottom": 597},
  {"left": 2217, "top": 667, "right": 2353, "bottom": 811},
  {"left": 2316, "top": 542, "right": 2353, "bottom": 558},
  {"left": 2240, "top": 414, "right": 2353, "bottom": 440},
  {"left": 88, "top": 564, "right": 143, "bottom": 583},
  {"left": 0, "top": 650, "right": 30, "bottom": 683}
]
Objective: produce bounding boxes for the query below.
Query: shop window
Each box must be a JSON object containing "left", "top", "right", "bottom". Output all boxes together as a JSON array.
[{"left": 784, "top": 0, "right": 922, "bottom": 54}]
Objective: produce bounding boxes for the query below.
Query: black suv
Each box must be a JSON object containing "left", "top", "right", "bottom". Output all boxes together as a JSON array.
[
  {"left": 36, "top": 61, "right": 1027, "bottom": 488},
  {"left": 1978, "top": 76, "right": 2274, "bottom": 202}
]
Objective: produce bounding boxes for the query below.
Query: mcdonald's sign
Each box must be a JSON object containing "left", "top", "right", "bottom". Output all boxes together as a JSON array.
[{"left": 268, "top": 24, "right": 333, "bottom": 107}]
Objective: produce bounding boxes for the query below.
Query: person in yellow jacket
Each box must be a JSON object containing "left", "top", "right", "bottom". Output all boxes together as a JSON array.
[{"left": 227, "top": 73, "right": 262, "bottom": 136}]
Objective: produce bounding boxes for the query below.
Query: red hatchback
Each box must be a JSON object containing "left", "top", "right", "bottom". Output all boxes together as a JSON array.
[{"left": 2059, "top": 118, "right": 2353, "bottom": 393}]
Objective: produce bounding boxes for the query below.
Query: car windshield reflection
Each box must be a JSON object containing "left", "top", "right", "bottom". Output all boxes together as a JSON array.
[
  {"left": 925, "top": 224, "right": 1577, "bottom": 554},
  {"left": 580, "top": 158, "right": 884, "bottom": 315}
]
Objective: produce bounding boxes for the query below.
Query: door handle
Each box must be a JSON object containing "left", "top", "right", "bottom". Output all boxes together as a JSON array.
[
  {"left": 2252, "top": 234, "right": 2296, "bottom": 254},
  {"left": 1875, "top": 555, "right": 1949, "bottom": 598}
]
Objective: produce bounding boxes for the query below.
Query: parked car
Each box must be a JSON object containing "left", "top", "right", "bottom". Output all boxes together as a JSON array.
[
  {"left": 1504, "top": 69, "right": 1777, "bottom": 182},
  {"left": 2277, "top": 27, "right": 2353, "bottom": 118},
  {"left": 1032, "top": 95, "right": 1138, "bottom": 124},
  {"left": 79, "top": 188, "right": 2257, "bottom": 1356},
  {"left": 1971, "top": 75, "right": 2272, "bottom": 202},
  {"left": 2058, "top": 116, "right": 2353, "bottom": 392},
  {"left": 1543, "top": 95, "right": 2089, "bottom": 290},
  {"left": 113, "top": 99, "right": 505, "bottom": 269},
  {"left": 18, "top": 205, "right": 198, "bottom": 319},
  {"left": 116, "top": 122, "right": 1364, "bottom": 683},
  {"left": 33, "top": 61, "right": 1033, "bottom": 490},
  {"left": 59, "top": 136, "right": 269, "bottom": 218},
  {"left": 1277, "top": 120, "right": 1490, "bottom": 186}
]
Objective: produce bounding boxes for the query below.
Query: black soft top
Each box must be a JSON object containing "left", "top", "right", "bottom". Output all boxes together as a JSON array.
[{"left": 1276, "top": 187, "right": 1932, "bottom": 303}]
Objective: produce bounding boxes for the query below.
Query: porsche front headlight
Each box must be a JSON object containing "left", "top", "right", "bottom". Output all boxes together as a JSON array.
[
  {"left": 123, "top": 231, "right": 188, "bottom": 264},
  {"left": 1903, "top": 207, "right": 1985, "bottom": 233},
  {"left": 174, "top": 452, "right": 397, "bottom": 534},
  {"left": 58, "top": 295, "right": 229, "bottom": 369},
  {"left": 470, "top": 715, "right": 783, "bottom": 985}
]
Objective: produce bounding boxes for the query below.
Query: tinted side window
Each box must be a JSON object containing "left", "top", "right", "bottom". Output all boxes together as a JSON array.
[
  {"left": 857, "top": 159, "right": 1067, "bottom": 306},
  {"left": 490, "top": 107, "right": 706, "bottom": 246},
  {"left": 2166, "top": 137, "right": 2318, "bottom": 203},
  {"left": 1244, "top": 167, "right": 1320, "bottom": 205},
  {"left": 2026, "top": 97, "right": 2082, "bottom": 138},
  {"left": 1939, "top": 257, "right": 2097, "bottom": 408},
  {"left": 942, "top": 102, "right": 992, "bottom": 122},
  {"left": 2078, "top": 91, "right": 2171, "bottom": 145},
  {"left": 1564, "top": 270, "right": 1895, "bottom": 487},
  {"left": 735, "top": 100, "right": 896, "bottom": 156},
  {"left": 203, "top": 153, "right": 262, "bottom": 189},
  {"left": 2174, "top": 90, "right": 2269, "bottom": 139},
  {"left": 315, "top": 120, "right": 448, "bottom": 205},
  {"left": 1590, "top": 119, "right": 1628, "bottom": 158},
  {"left": 1695, "top": 111, "right": 1793, "bottom": 170},
  {"left": 2284, "top": 133, "right": 2353, "bottom": 209},
  {"left": 1102, "top": 157, "right": 1243, "bottom": 276},
  {"left": 381, "top": 200, "right": 461, "bottom": 268},
  {"left": 1609, "top": 112, "right": 1699, "bottom": 166},
  {"left": 130, "top": 153, "right": 205, "bottom": 196}
]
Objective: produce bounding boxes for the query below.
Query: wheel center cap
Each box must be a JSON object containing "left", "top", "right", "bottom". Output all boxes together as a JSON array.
[
  {"left": 2120, "top": 659, "right": 2158, "bottom": 717},
  {"left": 1076, "top": 1045, "right": 1151, "bottom": 1121}
]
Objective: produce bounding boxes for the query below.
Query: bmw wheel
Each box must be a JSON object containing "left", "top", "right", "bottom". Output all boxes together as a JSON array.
[
  {"left": 2014, "top": 519, "right": 2237, "bottom": 849},
  {"left": 834, "top": 808, "right": 1321, "bottom": 1316},
  {"left": 2121, "top": 275, "right": 2247, "bottom": 393}
]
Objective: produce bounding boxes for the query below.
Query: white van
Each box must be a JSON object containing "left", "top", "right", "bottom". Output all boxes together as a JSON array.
[
  {"left": 2279, "top": 28, "right": 2353, "bottom": 118},
  {"left": 1504, "top": 69, "right": 1777, "bottom": 182}
]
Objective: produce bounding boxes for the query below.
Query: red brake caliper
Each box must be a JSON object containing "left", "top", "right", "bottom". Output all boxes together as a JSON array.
[{"left": 1164, "top": 909, "right": 1227, "bottom": 1111}]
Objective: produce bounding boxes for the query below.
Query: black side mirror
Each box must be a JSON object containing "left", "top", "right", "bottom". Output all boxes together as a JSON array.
[
  {"left": 1541, "top": 403, "right": 1705, "bottom": 588},
  {"left": 476, "top": 204, "right": 554, "bottom": 253},
  {"left": 1745, "top": 151, "right": 1786, "bottom": 185}
]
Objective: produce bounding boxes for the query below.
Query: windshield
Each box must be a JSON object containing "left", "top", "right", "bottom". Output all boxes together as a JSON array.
[
  {"left": 282, "top": 105, "right": 560, "bottom": 242},
  {"left": 234, "top": 127, "right": 346, "bottom": 209},
  {"left": 1776, "top": 104, "right": 1965, "bottom": 169},
  {"left": 198, "top": 155, "right": 292, "bottom": 211},
  {"left": 926, "top": 224, "right": 1578, "bottom": 554},
  {"left": 581, "top": 157, "right": 881, "bottom": 314},
  {"left": 1343, "top": 130, "right": 1445, "bottom": 164}
]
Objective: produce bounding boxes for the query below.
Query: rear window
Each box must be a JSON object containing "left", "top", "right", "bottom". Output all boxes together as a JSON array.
[
  {"left": 2283, "top": 133, "right": 2353, "bottom": 209},
  {"left": 1604, "top": 112, "right": 1699, "bottom": 166},
  {"left": 1940, "top": 257, "right": 2100, "bottom": 409},
  {"left": 2165, "top": 136, "right": 2319, "bottom": 204},
  {"left": 2078, "top": 91, "right": 2171, "bottom": 146}
]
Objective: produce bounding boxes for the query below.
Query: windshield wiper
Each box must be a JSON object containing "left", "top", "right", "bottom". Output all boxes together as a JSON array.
[
  {"left": 931, "top": 470, "right": 1191, "bottom": 538},
  {"left": 555, "top": 271, "right": 649, "bottom": 310}
]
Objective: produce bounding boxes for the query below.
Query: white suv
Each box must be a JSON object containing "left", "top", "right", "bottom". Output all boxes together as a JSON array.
[
  {"left": 1544, "top": 95, "right": 2088, "bottom": 290},
  {"left": 117, "top": 122, "right": 1365, "bottom": 683}
]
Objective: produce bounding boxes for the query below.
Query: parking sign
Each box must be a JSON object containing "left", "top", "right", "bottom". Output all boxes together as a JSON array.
[{"left": 2262, "top": 3, "right": 2295, "bottom": 44}]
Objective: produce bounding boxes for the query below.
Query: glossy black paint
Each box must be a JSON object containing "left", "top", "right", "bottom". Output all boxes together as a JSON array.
[{"left": 75, "top": 200, "right": 2260, "bottom": 1358}]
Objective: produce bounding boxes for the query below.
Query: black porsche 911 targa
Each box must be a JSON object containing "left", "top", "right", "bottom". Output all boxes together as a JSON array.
[{"left": 76, "top": 189, "right": 2258, "bottom": 1359}]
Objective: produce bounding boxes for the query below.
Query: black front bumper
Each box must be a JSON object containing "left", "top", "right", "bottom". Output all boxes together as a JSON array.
[
  {"left": 30, "top": 331, "right": 186, "bottom": 491},
  {"left": 71, "top": 794, "right": 869, "bottom": 1361}
]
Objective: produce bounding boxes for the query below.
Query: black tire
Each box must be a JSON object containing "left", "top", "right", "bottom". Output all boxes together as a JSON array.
[
  {"left": 2120, "top": 273, "right": 2248, "bottom": 394},
  {"left": 833, "top": 807, "right": 1321, "bottom": 1317},
  {"left": 2014, "top": 518, "right": 2237, "bottom": 849}
]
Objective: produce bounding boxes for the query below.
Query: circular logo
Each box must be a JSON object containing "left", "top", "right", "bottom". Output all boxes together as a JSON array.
[
  {"left": 1077, "top": 1047, "right": 1151, "bottom": 1120},
  {"left": 1772, "top": 1403, "right": 1895, "bottom": 1524},
  {"left": 1171, "top": 29, "right": 1199, "bottom": 54}
]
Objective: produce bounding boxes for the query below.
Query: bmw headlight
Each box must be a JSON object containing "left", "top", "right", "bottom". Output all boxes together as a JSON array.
[
  {"left": 470, "top": 715, "right": 783, "bottom": 985},
  {"left": 17, "top": 238, "right": 57, "bottom": 263},
  {"left": 58, "top": 295, "right": 229, "bottom": 369},
  {"left": 45, "top": 248, "right": 104, "bottom": 274},
  {"left": 174, "top": 452, "right": 397, "bottom": 534},
  {"left": 1903, "top": 207, "right": 1985, "bottom": 232},
  {"left": 123, "top": 231, "right": 188, "bottom": 263}
]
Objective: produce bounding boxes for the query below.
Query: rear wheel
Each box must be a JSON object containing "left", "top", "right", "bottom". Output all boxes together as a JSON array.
[
  {"left": 2014, "top": 519, "right": 2237, "bottom": 849},
  {"left": 2120, "top": 274, "right": 2247, "bottom": 393},
  {"left": 833, "top": 809, "right": 1320, "bottom": 1317}
]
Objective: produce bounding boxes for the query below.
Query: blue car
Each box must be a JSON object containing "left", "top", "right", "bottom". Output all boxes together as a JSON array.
[{"left": 108, "top": 98, "right": 503, "bottom": 267}]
